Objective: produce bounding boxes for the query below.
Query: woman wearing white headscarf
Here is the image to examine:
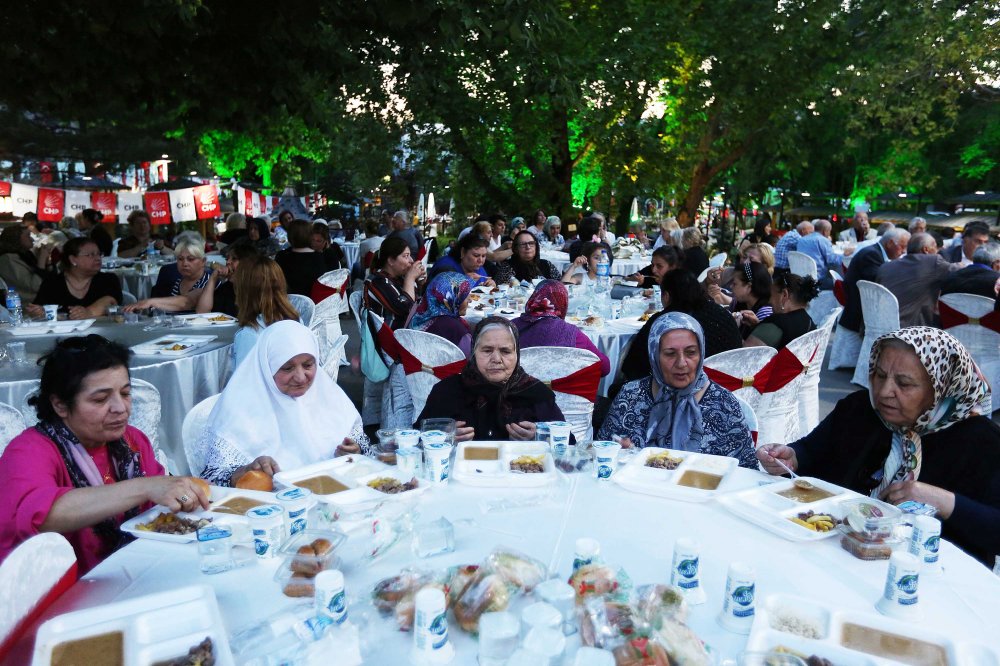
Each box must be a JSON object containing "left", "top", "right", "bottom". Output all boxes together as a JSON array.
[
  {"left": 195, "top": 320, "right": 370, "bottom": 486},
  {"left": 598, "top": 312, "right": 756, "bottom": 468}
]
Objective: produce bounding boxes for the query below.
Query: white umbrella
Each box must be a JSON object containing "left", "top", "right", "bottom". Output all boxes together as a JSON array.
[
  {"left": 417, "top": 193, "right": 425, "bottom": 224},
  {"left": 426, "top": 192, "right": 436, "bottom": 221},
  {"left": 629, "top": 197, "right": 640, "bottom": 224}
]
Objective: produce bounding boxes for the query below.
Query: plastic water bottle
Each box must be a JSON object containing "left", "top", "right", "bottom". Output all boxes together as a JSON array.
[
  {"left": 5, "top": 289, "right": 22, "bottom": 326},
  {"left": 595, "top": 250, "right": 611, "bottom": 296},
  {"left": 230, "top": 604, "right": 335, "bottom": 661}
]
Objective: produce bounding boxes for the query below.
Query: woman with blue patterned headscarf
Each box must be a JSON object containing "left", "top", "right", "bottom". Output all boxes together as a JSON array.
[
  {"left": 598, "top": 312, "right": 757, "bottom": 467},
  {"left": 408, "top": 272, "right": 474, "bottom": 355}
]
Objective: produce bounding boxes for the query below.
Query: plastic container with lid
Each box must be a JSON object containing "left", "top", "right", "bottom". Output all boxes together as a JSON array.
[
  {"left": 841, "top": 497, "right": 902, "bottom": 541},
  {"left": 275, "top": 486, "right": 314, "bottom": 538},
  {"left": 246, "top": 504, "right": 285, "bottom": 559}
]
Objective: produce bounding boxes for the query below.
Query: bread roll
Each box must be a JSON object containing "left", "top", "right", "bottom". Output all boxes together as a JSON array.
[
  {"left": 283, "top": 573, "right": 314, "bottom": 598},
  {"left": 235, "top": 469, "right": 273, "bottom": 492}
]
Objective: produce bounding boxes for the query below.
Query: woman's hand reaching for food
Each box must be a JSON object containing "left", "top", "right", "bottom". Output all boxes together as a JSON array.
[
  {"left": 739, "top": 310, "right": 759, "bottom": 326},
  {"left": 335, "top": 438, "right": 361, "bottom": 456},
  {"left": 454, "top": 421, "right": 476, "bottom": 442},
  {"left": 506, "top": 421, "right": 536, "bottom": 441},
  {"left": 880, "top": 480, "right": 955, "bottom": 520},
  {"left": 144, "top": 475, "right": 211, "bottom": 513},
  {"left": 756, "top": 444, "right": 798, "bottom": 476},
  {"left": 231, "top": 456, "right": 279, "bottom": 487}
]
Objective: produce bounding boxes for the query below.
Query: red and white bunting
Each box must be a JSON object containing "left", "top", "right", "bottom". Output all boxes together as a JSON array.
[
  {"left": 117, "top": 192, "right": 143, "bottom": 220},
  {"left": 169, "top": 188, "right": 197, "bottom": 223},
  {"left": 64, "top": 189, "right": 91, "bottom": 217},
  {"left": 36, "top": 188, "right": 65, "bottom": 222},
  {"left": 143, "top": 191, "right": 172, "bottom": 225},
  {"left": 193, "top": 184, "right": 221, "bottom": 220},
  {"left": 91, "top": 191, "right": 118, "bottom": 222}
]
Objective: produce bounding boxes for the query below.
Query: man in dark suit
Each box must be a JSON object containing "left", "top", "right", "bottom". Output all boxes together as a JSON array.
[
  {"left": 941, "top": 220, "right": 991, "bottom": 266},
  {"left": 941, "top": 242, "right": 1000, "bottom": 299},
  {"left": 877, "top": 233, "right": 960, "bottom": 327},
  {"left": 840, "top": 228, "right": 910, "bottom": 332}
]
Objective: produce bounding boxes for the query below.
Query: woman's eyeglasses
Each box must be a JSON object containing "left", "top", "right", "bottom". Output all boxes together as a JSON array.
[
  {"left": 514, "top": 242, "right": 537, "bottom": 248},
  {"left": 76, "top": 252, "right": 102, "bottom": 258}
]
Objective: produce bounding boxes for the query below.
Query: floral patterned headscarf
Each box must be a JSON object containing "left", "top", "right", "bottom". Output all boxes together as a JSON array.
[
  {"left": 522, "top": 279, "right": 569, "bottom": 321},
  {"left": 409, "top": 272, "right": 473, "bottom": 332},
  {"left": 645, "top": 312, "right": 711, "bottom": 451},
  {"left": 868, "top": 326, "right": 990, "bottom": 496}
]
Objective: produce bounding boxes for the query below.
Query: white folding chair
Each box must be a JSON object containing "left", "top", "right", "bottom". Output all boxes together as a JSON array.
[
  {"left": 939, "top": 293, "right": 1000, "bottom": 412},
  {"left": 787, "top": 251, "right": 818, "bottom": 280},
  {"left": 181, "top": 393, "right": 221, "bottom": 476},
  {"left": 421, "top": 238, "right": 434, "bottom": 268},
  {"left": 520, "top": 346, "right": 601, "bottom": 443},
  {"left": 310, "top": 273, "right": 349, "bottom": 375},
  {"left": 127, "top": 378, "right": 173, "bottom": 473},
  {"left": 798, "top": 308, "right": 842, "bottom": 436},
  {"left": 386, "top": 329, "right": 466, "bottom": 427},
  {"left": 350, "top": 291, "right": 384, "bottom": 426},
  {"left": 121, "top": 290, "right": 138, "bottom": 305},
  {"left": 0, "top": 533, "right": 76, "bottom": 660},
  {"left": 0, "top": 402, "right": 25, "bottom": 458},
  {"left": 288, "top": 294, "right": 315, "bottom": 327},
  {"left": 703, "top": 346, "right": 778, "bottom": 412},
  {"left": 314, "top": 268, "right": 351, "bottom": 315},
  {"left": 852, "top": 280, "right": 900, "bottom": 388},
  {"left": 733, "top": 395, "right": 759, "bottom": 448}
]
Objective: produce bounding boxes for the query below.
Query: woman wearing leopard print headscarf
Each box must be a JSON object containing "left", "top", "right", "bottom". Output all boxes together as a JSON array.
[{"left": 758, "top": 326, "right": 1000, "bottom": 565}]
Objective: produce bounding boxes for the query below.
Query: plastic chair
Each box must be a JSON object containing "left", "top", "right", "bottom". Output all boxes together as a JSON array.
[
  {"left": 181, "top": 393, "right": 221, "bottom": 476},
  {"left": 420, "top": 238, "right": 434, "bottom": 267},
  {"left": 0, "top": 402, "right": 25, "bottom": 458},
  {"left": 390, "top": 329, "right": 466, "bottom": 425},
  {"left": 798, "top": 308, "right": 842, "bottom": 436},
  {"left": 520, "top": 347, "right": 601, "bottom": 443},
  {"left": 0, "top": 533, "right": 77, "bottom": 660},
  {"left": 852, "top": 280, "right": 900, "bottom": 388},
  {"left": 703, "top": 347, "right": 778, "bottom": 413},
  {"left": 121, "top": 290, "right": 138, "bottom": 305},
  {"left": 288, "top": 294, "right": 315, "bottom": 327},
  {"left": 111, "top": 237, "right": 121, "bottom": 257},
  {"left": 939, "top": 293, "right": 1000, "bottom": 412},
  {"left": 310, "top": 268, "right": 350, "bottom": 310},
  {"left": 787, "top": 251, "right": 818, "bottom": 280},
  {"left": 310, "top": 271, "right": 350, "bottom": 375},
  {"left": 349, "top": 291, "right": 384, "bottom": 426},
  {"left": 709, "top": 252, "right": 727, "bottom": 269},
  {"left": 733, "top": 395, "right": 759, "bottom": 447}
]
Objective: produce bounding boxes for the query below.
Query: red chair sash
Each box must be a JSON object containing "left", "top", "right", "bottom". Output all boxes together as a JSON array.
[
  {"left": 833, "top": 280, "right": 847, "bottom": 306},
  {"left": 374, "top": 321, "right": 466, "bottom": 379},
  {"left": 0, "top": 562, "right": 77, "bottom": 659},
  {"left": 704, "top": 343, "right": 820, "bottom": 395},
  {"left": 310, "top": 278, "right": 348, "bottom": 305},
  {"left": 545, "top": 361, "right": 602, "bottom": 403},
  {"left": 938, "top": 300, "right": 1000, "bottom": 333}
]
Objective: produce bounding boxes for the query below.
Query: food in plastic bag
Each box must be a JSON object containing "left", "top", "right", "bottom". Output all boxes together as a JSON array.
[
  {"left": 487, "top": 548, "right": 547, "bottom": 592},
  {"left": 653, "top": 618, "right": 711, "bottom": 666},
  {"left": 452, "top": 571, "right": 512, "bottom": 633},
  {"left": 611, "top": 636, "right": 672, "bottom": 666},
  {"left": 635, "top": 584, "right": 688, "bottom": 626},
  {"left": 579, "top": 597, "right": 638, "bottom": 649},
  {"left": 570, "top": 563, "right": 623, "bottom": 604},
  {"left": 444, "top": 564, "right": 480, "bottom": 605},
  {"left": 371, "top": 571, "right": 444, "bottom": 631}
]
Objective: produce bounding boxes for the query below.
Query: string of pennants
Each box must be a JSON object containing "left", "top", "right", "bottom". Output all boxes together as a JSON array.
[{"left": 0, "top": 181, "right": 325, "bottom": 225}]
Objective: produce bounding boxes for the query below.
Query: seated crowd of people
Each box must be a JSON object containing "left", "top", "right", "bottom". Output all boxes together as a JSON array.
[{"left": 1, "top": 208, "right": 998, "bottom": 577}]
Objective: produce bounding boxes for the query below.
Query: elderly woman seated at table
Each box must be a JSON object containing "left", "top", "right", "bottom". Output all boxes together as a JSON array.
[
  {"left": 248, "top": 217, "right": 280, "bottom": 257},
  {"left": 745, "top": 272, "right": 817, "bottom": 349},
  {"left": 232, "top": 255, "right": 300, "bottom": 367},
  {"left": 125, "top": 235, "right": 212, "bottom": 313},
  {"left": 599, "top": 313, "right": 757, "bottom": 468},
  {"left": 511, "top": 280, "right": 610, "bottom": 376},
  {"left": 758, "top": 327, "right": 1000, "bottom": 564},
  {"left": 543, "top": 216, "right": 565, "bottom": 246},
  {"left": 409, "top": 272, "right": 474, "bottom": 355},
  {"left": 418, "top": 317, "right": 566, "bottom": 442},
  {"left": 116, "top": 210, "right": 174, "bottom": 259},
  {"left": 195, "top": 320, "right": 370, "bottom": 487},
  {"left": 0, "top": 223, "right": 53, "bottom": 303},
  {"left": 33, "top": 237, "right": 122, "bottom": 320},
  {"left": 492, "top": 230, "right": 565, "bottom": 285},
  {"left": 0, "top": 336, "right": 208, "bottom": 573}
]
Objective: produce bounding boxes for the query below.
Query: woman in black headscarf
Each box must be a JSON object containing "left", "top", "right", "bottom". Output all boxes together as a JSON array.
[{"left": 417, "top": 316, "right": 566, "bottom": 441}]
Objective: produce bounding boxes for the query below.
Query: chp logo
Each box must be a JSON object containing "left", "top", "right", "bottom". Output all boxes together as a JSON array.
[
  {"left": 92, "top": 192, "right": 117, "bottom": 218},
  {"left": 37, "top": 188, "right": 65, "bottom": 221},
  {"left": 145, "top": 193, "right": 170, "bottom": 221},
  {"left": 193, "top": 185, "right": 220, "bottom": 219},
  {"left": 42, "top": 192, "right": 63, "bottom": 216}
]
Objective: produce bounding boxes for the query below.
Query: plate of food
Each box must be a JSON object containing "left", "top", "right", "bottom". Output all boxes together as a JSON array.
[
  {"left": 273, "top": 455, "right": 391, "bottom": 504},
  {"left": 747, "top": 593, "right": 998, "bottom": 666},
  {"left": 120, "top": 507, "right": 213, "bottom": 543},
  {"left": 612, "top": 447, "right": 740, "bottom": 502},
  {"left": 32, "top": 584, "right": 235, "bottom": 666},
  {"left": 716, "top": 477, "right": 860, "bottom": 541},
  {"left": 179, "top": 312, "right": 238, "bottom": 326},
  {"left": 451, "top": 441, "right": 558, "bottom": 487},
  {"left": 130, "top": 334, "right": 217, "bottom": 356}
]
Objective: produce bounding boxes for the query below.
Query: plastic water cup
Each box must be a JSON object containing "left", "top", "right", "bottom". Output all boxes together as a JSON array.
[
  {"left": 420, "top": 418, "right": 456, "bottom": 445},
  {"left": 478, "top": 611, "right": 520, "bottom": 666},
  {"left": 246, "top": 504, "right": 284, "bottom": 559},
  {"left": 670, "top": 537, "right": 706, "bottom": 605},
  {"left": 876, "top": 551, "right": 922, "bottom": 619},
  {"left": 124, "top": 311, "right": 139, "bottom": 324},
  {"left": 197, "top": 525, "right": 233, "bottom": 574},
  {"left": 591, "top": 441, "right": 621, "bottom": 480},
  {"left": 413, "top": 517, "right": 455, "bottom": 558},
  {"left": 521, "top": 627, "right": 565, "bottom": 665},
  {"left": 520, "top": 602, "right": 561, "bottom": 638},
  {"left": 535, "top": 422, "right": 551, "bottom": 443},
  {"left": 7, "top": 341, "right": 26, "bottom": 364},
  {"left": 396, "top": 429, "right": 421, "bottom": 448},
  {"left": 908, "top": 514, "right": 942, "bottom": 572},
  {"left": 315, "top": 569, "right": 348, "bottom": 625},
  {"left": 718, "top": 561, "right": 756, "bottom": 634},
  {"left": 397, "top": 447, "right": 422, "bottom": 478},
  {"left": 424, "top": 442, "right": 453, "bottom": 484},
  {"left": 275, "top": 487, "right": 313, "bottom": 539},
  {"left": 547, "top": 421, "right": 572, "bottom": 457},
  {"left": 411, "top": 587, "right": 454, "bottom": 663},
  {"left": 376, "top": 428, "right": 398, "bottom": 465},
  {"left": 43, "top": 304, "right": 58, "bottom": 321},
  {"left": 572, "top": 537, "right": 600, "bottom": 572},
  {"left": 534, "top": 579, "right": 576, "bottom": 635}
]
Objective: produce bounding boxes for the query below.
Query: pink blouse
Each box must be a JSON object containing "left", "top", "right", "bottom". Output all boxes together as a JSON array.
[{"left": 0, "top": 425, "right": 165, "bottom": 574}]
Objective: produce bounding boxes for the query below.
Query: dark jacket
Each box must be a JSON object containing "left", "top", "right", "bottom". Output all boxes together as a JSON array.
[
  {"left": 792, "top": 390, "right": 1000, "bottom": 565},
  {"left": 840, "top": 243, "right": 886, "bottom": 332},
  {"left": 941, "top": 264, "right": 1000, "bottom": 300},
  {"left": 682, "top": 246, "right": 709, "bottom": 277},
  {"left": 941, "top": 243, "right": 966, "bottom": 264}
]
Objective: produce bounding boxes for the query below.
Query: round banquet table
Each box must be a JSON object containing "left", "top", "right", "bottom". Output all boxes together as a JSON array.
[
  {"left": 540, "top": 250, "right": 652, "bottom": 278},
  {"left": 107, "top": 265, "right": 161, "bottom": 300},
  {"left": 335, "top": 239, "right": 361, "bottom": 269},
  {"left": 0, "top": 319, "right": 234, "bottom": 474},
  {"left": 10, "top": 464, "right": 1000, "bottom": 664}
]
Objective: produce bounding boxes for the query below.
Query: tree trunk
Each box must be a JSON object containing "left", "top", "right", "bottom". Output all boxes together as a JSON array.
[{"left": 549, "top": 105, "right": 574, "bottom": 216}]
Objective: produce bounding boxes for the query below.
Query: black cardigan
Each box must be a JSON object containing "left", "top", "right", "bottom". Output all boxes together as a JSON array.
[{"left": 791, "top": 390, "right": 1000, "bottom": 565}]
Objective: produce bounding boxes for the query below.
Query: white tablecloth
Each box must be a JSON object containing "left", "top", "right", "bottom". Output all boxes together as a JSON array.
[
  {"left": 0, "top": 321, "right": 234, "bottom": 474},
  {"left": 540, "top": 250, "right": 651, "bottom": 278},
  {"left": 335, "top": 240, "right": 361, "bottom": 269},
  {"left": 11, "top": 467, "right": 1000, "bottom": 664},
  {"left": 109, "top": 266, "right": 161, "bottom": 300}
]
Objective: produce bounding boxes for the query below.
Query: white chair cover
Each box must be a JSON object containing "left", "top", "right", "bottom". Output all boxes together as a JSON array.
[
  {"left": 797, "top": 308, "right": 842, "bottom": 437},
  {"left": 939, "top": 293, "right": 1000, "bottom": 412},
  {"left": 852, "top": 280, "right": 900, "bottom": 388},
  {"left": 733, "top": 395, "right": 759, "bottom": 448},
  {"left": 111, "top": 237, "right": 121, "bottom": 257},
  {"left": 807, "top": 290, "right": 838, "bottom": 327},
  {"left": 121, "top": 290, "right": 138, "bottom": 305},
  {"left": 0, "top": 533, "right": 76, "bottom": 656},
  {"left": 288, "top": 294, "right": 315, "bottom": 328},
  {"left": 349, "top": 291, "right": 383, "bottom": 426},
  {"left": 320, "top": 334, "right": 349, "bottom": 382},
  {"left": 709, "top": 252, "right": 727, "bottom": 268},
  {"left": 827, "top": 323, "right": 862, "bottom": 371},
  {"left": 392, "top": 329, "right": 466, "bottom": 425},
  {"left": 315, "top": 269, "right": 350, "bottom": 315},
  {"left": 0, "top": 402, "right": 25, "bottom": 458},
  {"left": 421, "top": 239, "right": 434, "bottom": 268},
  {"left": 787, "top": 251, "right": 818, "bottom": 280},
  {"left": 182, "top": 393, "right": 221, "bottom": 476},
  {"left": 310, "top": 270, "right": 350, "bottom": 376},
  {"left": 829, "top": 269, "right": 844, "bottom": 283},
  {"left": 519, "top": 346, "right": 601, "bottom": 443},
  {"left": 703, "top": 346, "right": 777, "bottom": 413}
]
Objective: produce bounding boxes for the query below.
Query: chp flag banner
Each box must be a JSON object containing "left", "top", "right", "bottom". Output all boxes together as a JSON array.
[
  {"left": 11, "top": 183, "right": 38, "bottom": 218},
  {"left": 169, "top": 188, "right": 197, "bottom": 223},
  {"left": 36, "top": 188, "right": 65, "bottom": 223},
  {"left": 65, "top": 189, "right": 91, "bottom": 217},
  {"left": 118, "top": 192, "right": 143, "bottom": 221},
  {"left": 193, "top": 185, "right": 221, "bottom": 220},
  {"left": 92, "top": 191, "right": 118, "bottom": 222},
  {"left": 0, "top": 182, "right": 11, "bottom": 197},
  {"left": 144, "top": 191, "right": 172, "bottom": 225}
]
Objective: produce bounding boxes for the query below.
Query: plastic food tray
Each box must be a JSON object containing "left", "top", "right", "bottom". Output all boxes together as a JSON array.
[
  {"left": 7, "top": 319, "right": 96, "bottom": 336},
  {"left": 32, "top": 584, "right": 235, "bottom": 665},
  {"left": 716, "top": 477, "right": 861, "bottom": 541},
  {"left": 273, "top": 456, "right": 424, "bottom": 505},
  {"left": 612, "top": 448, "right": 739, "bottom": 502},
  {"left": 177, "top": 312, "right": 238, "bottom": 326},
  {"left": 747, "top": 593, "right": 999, "bottom": 665},
  {"left": 119, "top": 506, "right": 213, "bottom": 544},
  {"left": 130, "top": 334, "right": 217, "bottom": 356},
  {"left": 451, "top": 441, "right": 558, "bottom": 488},
  {"left": 204, "top": 486, "right": 278, "bottom": 521}
]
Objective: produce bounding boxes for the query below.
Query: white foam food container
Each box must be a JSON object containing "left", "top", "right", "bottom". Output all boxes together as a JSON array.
[
  {"left": 272, "top": 455, "right": 390, "bottom": 504},
  {"left": 177, "top": 312, "right": 238, "bottom": 326},
  {"left": 203, "top": 486, "right": 278, "bottom": 521},
  {"left": 7, "top": 319, "right": 96, "bottom": 336},
  {"left": 32, "top": 584, "right": 235, "bottom": 666},
  {"left": 130, "top": 334, "right": 217, "bottom": 356},
  {"left": 748, "top": 593, "right": 999, "bottom": 666},
  {"left": 451, "top": 441, "right": 557, "bottom": 488},
  {"left": 716, "top": 477, "right": 860, "bottom": 542},
  {"left": 612, "top": 448, "right": 739, "bottom": 502},
  {"left": 119, "top": 506, "right": 217, "bottom": 544}
]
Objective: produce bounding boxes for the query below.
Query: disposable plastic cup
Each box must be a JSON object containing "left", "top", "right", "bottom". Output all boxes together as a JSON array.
[
  {"left": 396, "top": 429, "right": 421, "bottom": 448},
  {"left": 397, "top": 447, "right": 422, "bottom": 478},
  {"left": 43, "top": 304, "right": 58, "bottom": 321},
  {"left": 424, "top": 442, "right": 453, "bottom": 484},
  {"left": 478, "top": 611, "right": 519, "bottom": 666},
  {"left": 591, "top": 441, "right": 621, "bottom": 480},
  {"left": 547, "top": 421, "right": 572, "bottom": 457}
]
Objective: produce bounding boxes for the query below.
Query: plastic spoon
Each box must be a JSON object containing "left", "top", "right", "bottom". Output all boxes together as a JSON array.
[{"left": 772, "top": 457, "right": 814, "bottom": 490}]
